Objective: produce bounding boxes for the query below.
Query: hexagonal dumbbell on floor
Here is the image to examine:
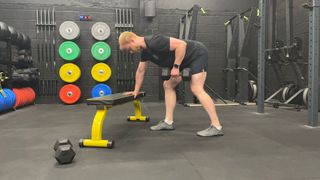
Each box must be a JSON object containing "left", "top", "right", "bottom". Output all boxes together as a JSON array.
[{"left": 53, "top": 138, "right": 76, "bottom": 165}]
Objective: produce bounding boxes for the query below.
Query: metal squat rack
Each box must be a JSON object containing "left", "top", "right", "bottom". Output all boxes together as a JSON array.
[{"left": 258, "top": 0, "right": 320, "bottom": 127}]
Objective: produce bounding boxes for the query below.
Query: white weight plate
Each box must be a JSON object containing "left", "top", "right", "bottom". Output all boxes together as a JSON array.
[
  {"left": 59, "top": 21, "right": 80, "bottom": 40},
  {"left": 303, "top": 88, "right": 308, "bottom": 105},
  {"left": 91, "top": 22, "right": 111, "bottom": 40}
]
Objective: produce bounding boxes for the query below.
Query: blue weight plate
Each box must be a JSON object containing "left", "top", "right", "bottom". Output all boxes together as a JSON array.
[
  {"left": 2, "top": 89, "right": 10, "bottom": 110},
  {"left": 0, "top": 91, "right": 6, "bottom": 111},
  {"left": 91, "top": 84, "right": 112, "bottom": 98},
  {"left": 10, "top": 89, "right": 16, "bottom": 107},
  {"left": 4, "top": 89, "right": 13, "bottom": 109},
  {"left": 7, "top": 89, "right": 16, "bottom": 108}
]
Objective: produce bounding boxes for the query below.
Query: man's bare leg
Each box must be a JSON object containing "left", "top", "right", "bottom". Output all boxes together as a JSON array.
[
  {"left": 190, "top": 72, "right": 223, "bottom": 137},
  {"left": 150, "top": 77, "right": 181, "bottom": 131}
]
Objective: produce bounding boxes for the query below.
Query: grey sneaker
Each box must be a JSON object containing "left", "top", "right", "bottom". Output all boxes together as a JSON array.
[
  {"left": 196, "top": 125, "right": 224, "bottom": 137},
  {"left": 150, "top": 120, "right": 174, "bottom": 131}
]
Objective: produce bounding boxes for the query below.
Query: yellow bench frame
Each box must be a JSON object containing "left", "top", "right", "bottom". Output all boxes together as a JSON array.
[{"left": 79, "top": 99, "right": 148, "bottom": 148}]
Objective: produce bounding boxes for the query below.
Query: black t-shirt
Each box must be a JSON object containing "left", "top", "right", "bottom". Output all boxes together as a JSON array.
[{"left": 140, "top": 34, "right": 201, "bottom": 68}]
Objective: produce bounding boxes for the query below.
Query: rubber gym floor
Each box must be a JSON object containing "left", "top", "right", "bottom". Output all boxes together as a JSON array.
[{"left": 0, "top": 103, "right": 319, "bottom": 180}]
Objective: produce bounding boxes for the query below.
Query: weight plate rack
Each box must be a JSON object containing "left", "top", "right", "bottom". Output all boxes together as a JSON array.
[
  {"left": 115, "top": 8, "right": 135, "bottom": 92},
  {"left": 35, "top": 8, "right": 58, "bottom": 103}
]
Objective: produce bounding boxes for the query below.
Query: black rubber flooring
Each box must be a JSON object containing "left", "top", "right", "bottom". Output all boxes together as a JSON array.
[{"left": 0, "top": 103, "right": 319, "bottom": 180}]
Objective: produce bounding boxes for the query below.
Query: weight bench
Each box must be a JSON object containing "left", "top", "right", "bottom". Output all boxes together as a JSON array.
[{"left": 79, "top": 92, "right": 149, "bottom": 148}]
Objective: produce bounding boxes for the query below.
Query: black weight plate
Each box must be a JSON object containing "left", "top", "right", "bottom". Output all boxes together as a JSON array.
[
  {"left": 0, "top": 21, "right": 10, "bottom": 40},
  {"left": 8, "top": 26, "right": 17, "bottom": 42}
]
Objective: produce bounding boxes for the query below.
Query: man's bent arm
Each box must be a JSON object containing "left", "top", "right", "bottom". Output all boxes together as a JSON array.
[{"left": 170, "top": 37, "right": 187, "bottom": 66}]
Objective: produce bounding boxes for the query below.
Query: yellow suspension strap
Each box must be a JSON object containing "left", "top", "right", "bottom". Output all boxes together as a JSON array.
[
  {"left": 127, "top": 99, "right": 149, "bottom": 122},
  {"left": 79, "top": 105, "right": 114, "bottom": 148}
]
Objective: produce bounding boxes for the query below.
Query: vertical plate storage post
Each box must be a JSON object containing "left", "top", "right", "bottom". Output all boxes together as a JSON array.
[
  {"left": 257, "top": 0, "right": 267, "bottom": 113},
  {"left": 307, "top": 0, "right": 320, "bottom": 127}
]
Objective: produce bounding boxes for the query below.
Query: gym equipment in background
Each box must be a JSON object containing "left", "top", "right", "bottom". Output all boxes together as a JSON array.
[
  {"left": 1, "top": 21, "right": 34, "bottom": 85},
  {"left": 59, "top": 63, "right": 81, "bottom": 83},
  {"left": 91, "top": 42, "right": 111, "bottom": 61},
  {"left": 12, "top": 49, "right": 34, "bottom": 69},
  {"left": 303, "top": 1, "right": 320, "bottom": 126},
  {"left": 0, "top": 21, "right": 10, "bottom": 41},
  {"left": 161, "top": 68, "right": 191, "bottom": 81},
  {"left": 59, "top": 84, "right": 81, "bottom": 105},
  {"left": 223, "top": 8, "right": 259, "bottom": 104},
  {"left": 176, "top": 5, "right": 231, "bottom": 107},
  {"left": 59, "top": 21, "right": 80, "bottom": 40},
  {"left": 35, "top": 8, "right": 58, "bottom": 103},
  {"left": 91, "top": 63, "right": 112, "bottom": 82},
  {"left": 7, "top": 25, "right": 17, "bottom": 43},
  {"left": 0, "top": 88, "right": 16, "bottom": 112},
  {"left": 91, "top": 22, "right": 111, "bottom": 41},
  {"left": 79, "top": 92, "right": 148, "bottom": 148},
  {"left": 115, "top": 8, "right": 135, "bottom": 92},
  {"left": 53, "top": 138, "right": 76, "bottom": 165},
  {"left": 11, "top": 68, "right": 39, "bottom": 83},
  {"left": 12, "top": 87, "right": 36, "bottom": 108},
  {"left": 58, "top": 41, "right": 80, "bottom": 61},
  {"left": 91, "top": 83, "right": 112, "bottom": 98},
  {"left": 265, "top": 37, "right": 306, "bottom": 109}
]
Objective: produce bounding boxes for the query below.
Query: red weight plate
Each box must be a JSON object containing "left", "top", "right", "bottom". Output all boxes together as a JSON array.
[
  {"left": 59, "top": 84, "right": 81, "bottom": 104},
  {"left": 13, "top": 88, "right": 20, "bottom": 108},
  {"left": 17, "top": 88, "right": 23, "bottom": 107},
  {"left": 22, "top": 88, "right": 28, "bottom": 106},
  {"left": 30, "top": 88, "right": 36, "bottom": 103},
  {"left": 19, "top": 88, "right": 26, "bottom": 106},
  {"left": 22, "top": 88, "right": 28, "bottom": 105},
  {"left": 25, "top": 87, "right": 33, "bottom": 104},
  {"left": 13, "top": 88, "right": 23, "bottom": 108}
]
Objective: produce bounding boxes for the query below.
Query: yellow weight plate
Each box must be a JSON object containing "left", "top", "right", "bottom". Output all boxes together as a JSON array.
[
  {"left": 91, "top": 63, "right": 112, "bottom": 82},
  {"left": 59, "top": 63, "right": 81, "bottom": 83}
]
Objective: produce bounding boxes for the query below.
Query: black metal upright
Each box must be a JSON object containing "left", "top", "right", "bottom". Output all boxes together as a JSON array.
[
  {"left": 285, "top": 0, "right": 293, "bottom": 46},
  {"left": 266, "top": 0, "right": 277, "bottom": 49},
  {"left": 225, "top": 22, "right": 236, "bottom": 100},
  {"left": 307, "top": 0, "right": 320, "bottom": 127},
  {"left": 236, "top": 15, "right": 249, "bottom": 102},
  {"left": 257, "top": 0, "right": 267, "bottom": 113},
  {"left": 177, "top": 5, "right": 200, "bottom": 104}
]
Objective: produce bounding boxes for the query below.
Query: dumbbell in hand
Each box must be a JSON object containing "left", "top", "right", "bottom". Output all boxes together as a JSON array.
[
  {"left": 53, "top": 138, "right": 76, "bottom": 165},
  {"left": 161, "top": 67, "right": 191, "bottom": 81}
]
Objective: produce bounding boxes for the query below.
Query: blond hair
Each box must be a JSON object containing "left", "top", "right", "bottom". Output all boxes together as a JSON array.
[{"left": 119, "top": 31, "right": 139, "bottom": 49}]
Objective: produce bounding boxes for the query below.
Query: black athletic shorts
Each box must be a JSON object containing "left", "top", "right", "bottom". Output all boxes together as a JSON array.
[{"left": 182, "top": 42, "right": 208, "bottom": 75}]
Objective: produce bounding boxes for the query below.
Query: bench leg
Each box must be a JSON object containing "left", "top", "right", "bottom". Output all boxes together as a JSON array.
[
  {"left": 79, "top": 106, "right": 114, "bottom": 148},
  {"left": 127, "top": 99, "right": 149, "bottom": 122}
]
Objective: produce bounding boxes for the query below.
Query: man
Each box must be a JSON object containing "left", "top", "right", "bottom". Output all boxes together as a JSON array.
[{"left": 119, "top": 31, "right": 223, "bottom": 137}]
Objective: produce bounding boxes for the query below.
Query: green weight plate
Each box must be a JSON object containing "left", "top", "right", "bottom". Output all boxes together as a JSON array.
[
  {"left": 91, "top": 42, "right": 111, "bottom": 61},
  {"left": 59, "top": 41, "right": 80, "bottom": 61}
]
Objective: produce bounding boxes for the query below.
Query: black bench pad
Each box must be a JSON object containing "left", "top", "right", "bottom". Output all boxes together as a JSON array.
[{"left": 86, "top": 92, "right": 146, "bottom": 106}]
